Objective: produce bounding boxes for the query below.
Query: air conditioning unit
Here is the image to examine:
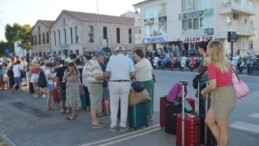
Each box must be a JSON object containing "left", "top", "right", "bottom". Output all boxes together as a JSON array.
[{"left": 233, "top": 14, "right": 239, "bottom": 19}]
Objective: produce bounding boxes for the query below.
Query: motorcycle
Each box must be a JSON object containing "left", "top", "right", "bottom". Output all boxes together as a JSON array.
[
  {"left": 188, "top": 57, "right": 197, "bottom": 72},
  {"left": 160, "top": 57, "right": 171, "bottom": 70},
  {"left": 180, "top": 56, "right": 187, "bottom": 71},
  {"left": 153, "top": 56, "right": 159, "bottom": 69}
]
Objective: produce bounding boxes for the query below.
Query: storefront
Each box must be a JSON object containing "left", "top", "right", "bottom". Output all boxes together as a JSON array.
[{"left": 142, "top": 36, "right": 167, "bottom": 51}]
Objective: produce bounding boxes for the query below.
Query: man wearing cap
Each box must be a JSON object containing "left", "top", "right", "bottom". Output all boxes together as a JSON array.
[
  {"left": 86, "top": 50, "right": 106, "bottom": 128},
  {"left": 105, "top": 46, "right": 135, "bottom": 132}
]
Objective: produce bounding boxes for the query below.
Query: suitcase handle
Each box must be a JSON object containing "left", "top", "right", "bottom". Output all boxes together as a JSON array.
[{"left": 180, "top": 81, "right": 188, "bottom": 146}]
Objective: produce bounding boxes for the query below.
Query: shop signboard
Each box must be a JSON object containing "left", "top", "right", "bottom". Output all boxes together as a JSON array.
[{"left": 142, "top": 36, "right": 166, "bottom": 44}]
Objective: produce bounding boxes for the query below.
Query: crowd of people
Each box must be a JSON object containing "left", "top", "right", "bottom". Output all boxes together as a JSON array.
[{"left": 0, "top": 46, "right": 155, "bottom": 132}]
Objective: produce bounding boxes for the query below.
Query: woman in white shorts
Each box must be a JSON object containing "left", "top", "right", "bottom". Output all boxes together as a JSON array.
[{"left": 30, "top": 62, "right": 41, "bottom": 97}]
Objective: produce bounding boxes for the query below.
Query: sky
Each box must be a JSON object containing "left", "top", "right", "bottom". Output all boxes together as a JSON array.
[{"left": 0, "top": 0, "right": 143, "bottom": 41}]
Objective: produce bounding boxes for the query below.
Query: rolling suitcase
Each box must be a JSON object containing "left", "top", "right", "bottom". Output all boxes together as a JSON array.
[
  {"left": 52, "top": 88, "right": 60, "bottom": 103},
  {"left": 176, "top": 81, "right": 201, "bottom": 146},
  {"left": 29, "top": 82, "right": 35, "bottom": 94},
  {"left": 128, "top": 102, "right": 148, "bottom": 130},
  {"left": 199, "top": 82, "right": 217, "bottom": 146},
  {"left": 165, "top": 98, "right": 195, "bottom": 135},
  {"left": 160, "top": 96, "right": 167, "bottom": 128}
]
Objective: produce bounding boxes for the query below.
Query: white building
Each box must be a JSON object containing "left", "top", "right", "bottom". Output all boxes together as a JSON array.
[
  {"left": 30, "top": 20, "right": 54, "bottom": 56},
  {"left": 133, "top": 0, "right": 259, "bottom": 56},
  {"left": 50, "top": 10, "right": 135, "bottom": 56}
]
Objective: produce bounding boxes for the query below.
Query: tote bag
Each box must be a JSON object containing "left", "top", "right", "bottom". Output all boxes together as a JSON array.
[{"left": 232, "top": 71, "right": 249, "bottom": 99}]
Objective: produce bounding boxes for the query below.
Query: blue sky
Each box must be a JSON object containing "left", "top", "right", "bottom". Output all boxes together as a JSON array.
[{"left": 0, "top": 0, "right": 143, "bottom": 41}]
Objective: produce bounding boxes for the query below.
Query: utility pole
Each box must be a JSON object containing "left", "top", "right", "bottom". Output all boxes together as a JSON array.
[{"left": 96, "top": 0, "right": 101, "bottom": 49}]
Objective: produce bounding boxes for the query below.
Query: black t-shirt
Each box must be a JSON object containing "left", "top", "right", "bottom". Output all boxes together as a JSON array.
[{"left": 56, "top": 66, "right": 67, "bottom": 84}]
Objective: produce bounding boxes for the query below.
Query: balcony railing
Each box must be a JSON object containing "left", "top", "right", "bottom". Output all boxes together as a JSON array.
[
  {"left": 218, "top": 24, "right": 255, "bottom": 38},
  {"left": 219, "top": 0, "right": 255, "bottom": 15}
]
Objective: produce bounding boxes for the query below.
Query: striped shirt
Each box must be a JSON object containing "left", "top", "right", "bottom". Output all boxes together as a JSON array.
[{"left": 86, "top": 58, "right": 103, "bottom": 83}]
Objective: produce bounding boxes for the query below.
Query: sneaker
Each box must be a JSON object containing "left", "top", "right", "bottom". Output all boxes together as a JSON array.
[
  {"left": 104, "top": 112, "right": 109, "bottom": 116},
  {"left": 33, "top": 94, "right": 38, "bottom": 97},
  {"left": 59, "top": 109, "right": 65, "bottom": 113},
  {"left": 109, "top": 126, "right": 117, "bottom": 132},
  {"left": 42, "top": 94, "right": 46, "bottom": 98},
  {"left": 66, "top": 110, "right": 70, "bottom": 114},
  {"left": 92, "top": 123, "right": 104, "bottom": 128},
  {"left": 120, "top": 126, "right": 128, "bottom": 132}
]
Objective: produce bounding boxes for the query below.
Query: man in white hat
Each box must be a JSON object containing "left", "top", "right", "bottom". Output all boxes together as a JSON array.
[{"left": 105, "top": 46, "right": 135, "bottom": 132}]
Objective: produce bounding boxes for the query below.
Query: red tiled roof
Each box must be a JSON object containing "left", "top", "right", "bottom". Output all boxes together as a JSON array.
[{"left": 63, "top": 10, "right": 134, "bottom": 25}]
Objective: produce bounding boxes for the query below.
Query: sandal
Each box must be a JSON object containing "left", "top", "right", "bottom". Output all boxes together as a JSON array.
[{"left": 97, "top": 113, "right": 103, "bottom": 117}]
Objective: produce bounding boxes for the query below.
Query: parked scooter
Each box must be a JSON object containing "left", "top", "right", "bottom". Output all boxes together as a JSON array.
[
  {"left": 188, "top": 57, "right": 197, "bottom": 72},
  {"left": 160, "top": 57, "right": 171, "bottom": 70},
  {"left": 153, "top": 56, "right": 159, "bottom": 69},
  {"left": 180, "top": 56, "right": 187, "bottom": 71}
]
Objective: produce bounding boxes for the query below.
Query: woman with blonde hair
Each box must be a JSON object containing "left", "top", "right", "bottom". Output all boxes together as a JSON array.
[{"left": 201, "top": 40, "right": 236, "bottom": 146}]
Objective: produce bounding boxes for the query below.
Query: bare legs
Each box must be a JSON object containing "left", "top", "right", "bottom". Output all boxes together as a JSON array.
[{"left": 205, "top": 108, "right": 229, "bottom": 146}]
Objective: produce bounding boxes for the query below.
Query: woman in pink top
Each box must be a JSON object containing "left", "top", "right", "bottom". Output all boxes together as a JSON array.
[
  {"left": 201, "top": 40, "right": 236, "bottom": 146},
  {"left": 30, "top": 62, "right": 41, "bottom": 97}
]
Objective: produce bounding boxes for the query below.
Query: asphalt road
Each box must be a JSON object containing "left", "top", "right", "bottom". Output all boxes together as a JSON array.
[{"left": 0, "top": 70, "right": 258, "bottom": 146}]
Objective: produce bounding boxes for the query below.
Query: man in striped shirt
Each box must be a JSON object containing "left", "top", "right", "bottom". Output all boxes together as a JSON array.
[{"left": 86, "top": 50, "right": 106, "bottom": 128}]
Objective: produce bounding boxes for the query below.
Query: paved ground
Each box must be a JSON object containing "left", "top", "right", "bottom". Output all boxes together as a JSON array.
[{"left": 0, "top": 69, "right": 259, "bottom": 146}]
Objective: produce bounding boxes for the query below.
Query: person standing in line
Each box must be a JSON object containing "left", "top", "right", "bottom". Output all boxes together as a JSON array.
[
  {"left": 201, "top": 40, "right": 236, "bottom": 146},
  {"left": 133, "top": 48, "right": 154, "bottom": 121},
  {"left": 44, "top": 63, "right": 56, "bottom": 111},
  {"left": 40, "top": 59, "right": 49, "bottom": 98},
  {"left": 82, "top": 55, "right": 92, "bottom": 112},
  {"left": 30, "top": 61, "right": 41, "bottom": 97},
  {"left": 56, "top": 60, "right": 69, "bottom": 113},
  {"left": 86, "top": 50, "right": 106, "bottom": 128},
  {"left": 63, "top": 62, "right": 81, "bottom": 120},
  {"left": 100, "top": 58, "right": 110, "bottom": 116},
  {"left": 11, "top": 60, "right": 22, "bottom": 92},
  {"left": 105, "top": 46, "right": 135, "bottom": 132}
]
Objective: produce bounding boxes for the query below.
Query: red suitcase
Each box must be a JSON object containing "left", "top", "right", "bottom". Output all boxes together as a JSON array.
[
  {"left": 176, "top": 81, "right": 200, "bottom": 146},
  {"left": 53, "top": 88, "right": 60, "bottom": 103},
  {"left": 160, "top": 96, "right": 167, "bottom": 128}
]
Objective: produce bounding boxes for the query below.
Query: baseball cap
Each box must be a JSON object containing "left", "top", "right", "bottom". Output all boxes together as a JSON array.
[
  {"left": 115, "top": 46, "right": 125, "bottom": 51},
  {"left": 95, "top": 50, "right": 106, "bottom": 57}
]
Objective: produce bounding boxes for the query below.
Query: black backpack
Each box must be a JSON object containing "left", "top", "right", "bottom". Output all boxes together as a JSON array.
[{"left": 38, "top": 70, "right": 47, "bottom": 88}]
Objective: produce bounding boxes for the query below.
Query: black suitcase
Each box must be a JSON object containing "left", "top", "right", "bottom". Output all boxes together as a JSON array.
[
  {"left": 128, "top": 102, "right": 148, "bottom": 130},
  {"left": 198, "top": 82, "right": 217, "bottom": 146},
  {"left": 29, "top": 82, "right": 35, "bottom": 94},
  {"left": 165, "top": 103, "right": 182, "bottom": 134}
]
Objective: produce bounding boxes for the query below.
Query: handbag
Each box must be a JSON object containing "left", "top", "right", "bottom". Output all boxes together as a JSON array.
[
  {"left": 232, "top": 70, "right": 249, "bottom": 99},
  {"left": 132, "top": 81, "right": 145, "bottom": 92}
]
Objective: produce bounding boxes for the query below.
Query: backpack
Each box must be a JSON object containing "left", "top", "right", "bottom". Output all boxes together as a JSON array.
[
  {"left": 38, "top": 70, "right": 47, "bottom": 88},
  {"left": 166, "top": 82, "right": 187, "bottom": 103}
]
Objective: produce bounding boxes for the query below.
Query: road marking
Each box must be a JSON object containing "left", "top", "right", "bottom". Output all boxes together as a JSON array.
[
  {"left": 101, "top": 127, "right": 161, "bottom": 146},
  {"left": 80, "top": 124, "right": 161, "bottom": 146},
  {"left": 230, "top": 121, "right": 259, "bottom": 134},
  {"left": 248, "top": 113, "right": 259, "bottom": 119},
  {"left": 2, "top": 134, "right": 17, "bottom": 146}
]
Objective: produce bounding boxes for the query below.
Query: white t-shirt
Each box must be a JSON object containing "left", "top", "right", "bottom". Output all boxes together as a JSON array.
[
  {"left": 44, "top": 68, "right": 54, "bottom": 85},
  {"left": 82, "top": 63, "right": 89, "bottom": 87},
  {"left": 106, "top": 54, "right": 135, "bottom": 80},
  {"left": 135, "top": 58, "right": 153, "bottom": 81},
  {"left": 12, "top": 64, "right": 21, "bottom": 77}
]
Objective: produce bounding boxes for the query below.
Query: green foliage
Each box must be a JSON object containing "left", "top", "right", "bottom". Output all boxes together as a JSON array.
[{"left": 4, "top": 23, "right": 32, "bottom": 50}]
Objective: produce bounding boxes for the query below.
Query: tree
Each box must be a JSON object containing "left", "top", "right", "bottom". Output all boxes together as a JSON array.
[{"left": 4, "top": 23, "right": 32, "bottom": 50}]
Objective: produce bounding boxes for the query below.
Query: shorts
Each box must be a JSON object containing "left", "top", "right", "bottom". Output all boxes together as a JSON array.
[
  {"left": 30, "top": 74, "right": 39, "bottom": 83},
  {"left": 58, "top": 86, "right": 66, "bottom": 101},
  {"left": 14, "top": 77, "right": 22, "bottom": 84},
  {"left": 46, "top": 84, "right": 54, "bottom": 90},
  {"left": 210, "top": 86, "right": 236, "bottom": 120},
  {"left": 103, "top": 87, "right": 109, "bottom": 100}
]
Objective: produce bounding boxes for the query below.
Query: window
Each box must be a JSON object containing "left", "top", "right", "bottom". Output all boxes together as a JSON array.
[
  {"left": 249, "top": 40, "right": 253, "bottom": 50},
  {"left": 182, "top": 0, "right": 201, "bottom": 12},
  {"left": 64, "top": 29, "right": 67, "bottom": 45},
  {"left": 70, "top": 27, "right": 73, "bottom": 44},
  {"left": 200, "top": 17, "right": 204, "bottom": 28},
  {"left": 42, "top": 33, "right": 45, "bottom": 44},
  {"left": 38, "top": 34, "right": 41, "bottom": 45},
  {"left": 128, "top": 29, "right": 132, "bottom": 43},
  {"left": 54, "top": 51, "right": 56, "bottom": 55},
  {"left": 144, "top": 3, "right": 166, "bottom": 19},
  {"left": 116, "top": 28, "right": 120, "bottom": 43},
  {"left": 193, "top": 18, "right": 199, "bottom": 30},
  {"left": 158, "top": 16, "right": 167, "bottom": 35},
  {"left": 58, "top": 51, "right": 61, "bottom": 55},
  {"left": 53, "top": 31, "right": 56, "bottom": 45},
  {"left": 46, "top": 32, "right": 49, "bottom": 43},
  {"left": 31, "top": 36, "right": 34, "bottom": 45},
  {"left": 75, "top": 26, "right": 79, "bottom": 43},
  {"left": 35, "top": 35, "right": 37, "bottom": 45},
  {"left": 58, "top": 30, "right": 61, "bottom": 45},
  {"left": 88, "top": 26, "right": 94, "bottom": 43},
  {"left": 70, "top": 50, "right": 73, "bottom": 54},
  {"left": 145, "top": 25, "right": 154, "bottom": 37},
  {"left": 182, "top": 20, "right": 188, "bottom": 31},
  {"left": 76, "top": 50, "right": 79, "bottom": 55},
  {"left": 103, "top": 27, "right": 107, "bottom": 39},
  {"left": 188, "top": 19, "right": 193, "bottom": 29}
]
